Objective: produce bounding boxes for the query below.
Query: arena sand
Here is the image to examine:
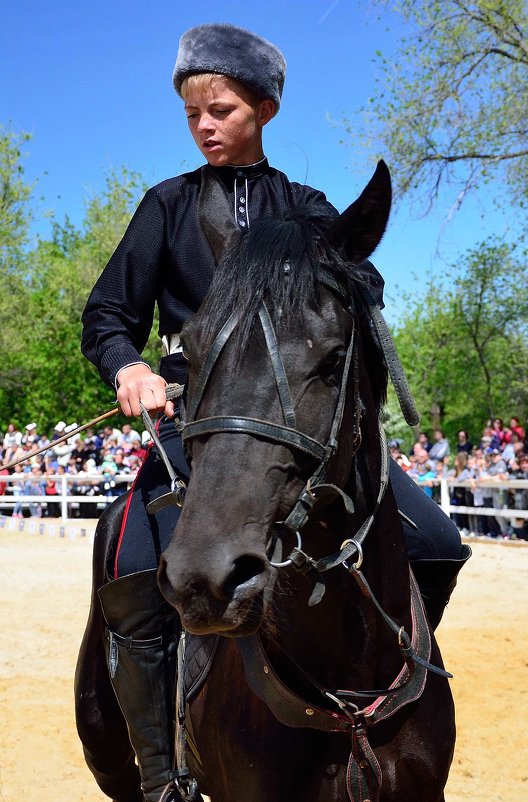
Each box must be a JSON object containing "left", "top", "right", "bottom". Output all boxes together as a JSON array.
[{"left": 0, "top": 519, "right": 526, "bottom": 802}]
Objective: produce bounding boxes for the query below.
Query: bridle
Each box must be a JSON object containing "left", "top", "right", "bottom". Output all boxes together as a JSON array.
[
  {"left": 181, "top": 276, "right": 364, "bottom": 589},
  {"left": 178, "top": 276, "right": 453, "bottom": 678},
  {"left": 183, "top": 300, "right": 354, "bottom": 467},
  {"left": 167, "top": 277, "right": 452, "bottom": 802}
]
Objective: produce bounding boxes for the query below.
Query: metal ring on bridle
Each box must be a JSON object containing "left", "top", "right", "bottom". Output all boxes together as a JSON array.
[
  {"left": 340, "top": 538, "right": 363, "bottom": 570},
  {"left": 269, "top": 530, "right": 302, "bottom": 568},
  {"left": 171, "top": 476, "right": 186, "bottom": 507}
]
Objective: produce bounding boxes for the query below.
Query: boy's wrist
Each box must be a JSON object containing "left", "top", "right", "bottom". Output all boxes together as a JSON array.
[{"left": 115, "top": 362, "right": 152, "bottom": 390}]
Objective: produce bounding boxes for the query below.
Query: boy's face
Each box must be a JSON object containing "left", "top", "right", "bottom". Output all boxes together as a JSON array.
[{"left": 184, "top": 76, "right": 274, "bottom": 167}]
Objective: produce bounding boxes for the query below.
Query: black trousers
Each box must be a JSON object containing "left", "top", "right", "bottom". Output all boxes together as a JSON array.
[{"left": 114, "top": 418, "right": 463, "bottom": 578}]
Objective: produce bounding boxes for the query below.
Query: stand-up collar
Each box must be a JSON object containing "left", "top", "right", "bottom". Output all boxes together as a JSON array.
[{"left": 209, "top": 157, "right": 270, "bottom": 185}]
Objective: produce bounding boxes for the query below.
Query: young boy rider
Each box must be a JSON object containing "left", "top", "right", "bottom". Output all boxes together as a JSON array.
[{"left": 80, "top": 23, "right": 469, "bottom": 802}]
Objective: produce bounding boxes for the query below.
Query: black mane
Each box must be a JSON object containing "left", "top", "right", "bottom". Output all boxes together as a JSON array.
[
  {"left": 200, "top": 206, "right": 351, "bottom": 348},
  {"left": 198, "top": 205, "right": 388, "bottom": 408}
]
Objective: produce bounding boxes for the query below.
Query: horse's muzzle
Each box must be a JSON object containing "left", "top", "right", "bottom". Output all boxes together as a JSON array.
[{"left": 157, "top": 551, "right": 272, "bottom": 635}]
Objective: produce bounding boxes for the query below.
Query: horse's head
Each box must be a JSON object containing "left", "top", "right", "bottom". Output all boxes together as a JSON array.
[{"left": 158, "top": 162, "right": 391, "bottom": 635}]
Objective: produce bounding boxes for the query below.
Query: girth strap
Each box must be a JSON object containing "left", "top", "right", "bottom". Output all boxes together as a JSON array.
[{"left": 348, "top": 728, "right": 381, "bottom": 802}]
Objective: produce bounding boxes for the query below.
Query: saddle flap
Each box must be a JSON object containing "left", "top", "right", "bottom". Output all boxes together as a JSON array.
[{"left": 183, "top": 634, "right": 219, "bottom": 702}]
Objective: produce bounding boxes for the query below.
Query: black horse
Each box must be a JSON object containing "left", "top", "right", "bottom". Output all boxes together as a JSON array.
[{"left": 76, "top": 163, "right": 456, "bottom": 802}]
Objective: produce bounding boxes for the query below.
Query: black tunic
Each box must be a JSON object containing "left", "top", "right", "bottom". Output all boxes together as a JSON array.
[{"left": 81, "top": 159, "right": 352, "bottom": 388}]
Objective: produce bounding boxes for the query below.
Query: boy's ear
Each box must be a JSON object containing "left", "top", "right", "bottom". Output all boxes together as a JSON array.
[{"left": 259, "top": 99, "right": 276, "bottom": 126}]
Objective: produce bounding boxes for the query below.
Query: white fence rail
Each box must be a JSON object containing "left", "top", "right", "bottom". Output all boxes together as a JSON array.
[
  {"left": 435, "top": 478, "right": 528, "bottom": 522},
  {"left": 0, "top": 473, "right": 135, "bottom": 520},
  {"left": 2, "top": 473, "right": 528, "bottom": 524}
]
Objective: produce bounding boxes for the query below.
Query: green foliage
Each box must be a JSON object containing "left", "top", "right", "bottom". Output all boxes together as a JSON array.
[
  {"left": 357, "top": 0, "right": 528, "bottom": 218},
  {"left": 350, "top": 2, "right": 528, "bottom": 447},
  {"left": 388, "top": 238, "right": 528, "bottom": 444},
  {"left": 0, "top": 127, "right": 34, "bottom": 408},
  {"left": 0, "top": 131, "right": 150, "bottom": 432},
  {"left": 0, "top": 125, "right": 33, "bottom": 260}
]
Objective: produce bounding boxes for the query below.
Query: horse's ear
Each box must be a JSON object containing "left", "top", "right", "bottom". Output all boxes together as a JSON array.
[{"left": 324, "top": 160, "right": 392, "bottom": 264}]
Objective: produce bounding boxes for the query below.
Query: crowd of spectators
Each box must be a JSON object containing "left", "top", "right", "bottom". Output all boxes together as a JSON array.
[
  {"left": 3, "top": 414, "right": 528, "bottom": 536},
  {"left": 0, "top": 419, "right": 152, "bottom": 518},
  {"left": 389, "top": 416, "right": 528, "bottom": 541}
]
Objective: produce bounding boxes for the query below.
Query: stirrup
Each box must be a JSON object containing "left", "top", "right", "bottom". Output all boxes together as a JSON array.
[{"left": 160, "top": 775, "right": 202, "bottom": 802}]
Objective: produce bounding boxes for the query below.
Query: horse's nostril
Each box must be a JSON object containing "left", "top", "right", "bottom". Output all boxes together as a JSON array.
[{"left": 222, "top": 555, "right": 267, "bottom": 600}]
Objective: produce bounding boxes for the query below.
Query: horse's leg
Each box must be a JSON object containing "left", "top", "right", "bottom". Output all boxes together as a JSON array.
[{"left": 74, "top": 494, "right": 142, "bottom": 802}]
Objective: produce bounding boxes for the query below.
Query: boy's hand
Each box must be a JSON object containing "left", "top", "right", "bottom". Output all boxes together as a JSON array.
[{"left": 116, "top": 364, "right": 174, "bottom": 418}]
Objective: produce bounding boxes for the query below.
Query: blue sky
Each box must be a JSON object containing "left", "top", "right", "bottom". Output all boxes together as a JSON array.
[{"left": 1, "top": 0, "right": 506, "bottom": 322}]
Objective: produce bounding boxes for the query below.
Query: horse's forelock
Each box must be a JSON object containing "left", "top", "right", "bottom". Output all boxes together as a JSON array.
[
  {"left": 197, "top": 206, "right": 389, "bottom": 411},
  {"left": 200, "top": 207, "right": 340, "bottom": 353}
]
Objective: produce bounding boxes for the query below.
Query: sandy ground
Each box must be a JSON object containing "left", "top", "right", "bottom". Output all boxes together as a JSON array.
[{"left": 0, "top": 517, "right": 527, "bottom": 802}]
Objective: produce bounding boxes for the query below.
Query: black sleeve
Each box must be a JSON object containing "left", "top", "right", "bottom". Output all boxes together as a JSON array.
[{"left": 81, "top": 188, "right": 166, "bottom": 387}]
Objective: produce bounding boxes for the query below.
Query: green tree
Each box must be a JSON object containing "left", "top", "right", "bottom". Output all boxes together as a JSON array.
[
  {"left": 0, "top": 127, "right": 34, "bottom": 418},
  {"left": 20, "top": 168, "right": 149, "bottom": 429},
  {"left": 0, "top": 153, "right": 150, "bottom": 431},
  {"left": 389, "top": 238, "right": 528, "bottom": 443},
  {"left": 452, "top": 239, "right": 528, "bottom": 415},
  {"left": 0, "top": 126, "right": 33, "bottom": 259},
  {"left": 357, "top": 0, "right": 528, "bottom": 217}
]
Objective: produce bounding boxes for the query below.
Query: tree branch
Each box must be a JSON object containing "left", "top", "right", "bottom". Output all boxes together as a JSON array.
[{"left": 420, "top": 149, "right": 528, "bottom": 165}]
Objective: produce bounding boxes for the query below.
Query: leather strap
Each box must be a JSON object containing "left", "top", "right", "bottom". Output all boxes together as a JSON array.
[
  {"left": 258, "top": 304, "right": 296, "bottom": 428},
  {"left": 183, "top": 416, "right": 328, "bottom": 461},
  {"left": 361, "top": 289, "right": 419, "bottom": 427},
  {"left": 185, "top": 313, "right": 240, "bottom": 426},
  {"left": 237, "top": 568, "right": 436, "bottom": 729},
  {"left": 235, "top": 569, "right": 439, "bottom": 802},
  {"left": 137, "top": 384, "right": 188, "bottom": 515}
]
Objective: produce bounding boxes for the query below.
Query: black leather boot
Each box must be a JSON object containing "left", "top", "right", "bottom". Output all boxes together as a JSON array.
[
  {"left": 98, "top": 569, "right": 181, "bottom": 802},
  {"left": 411, "top": 544, "right": 471, "bottom": 630}
]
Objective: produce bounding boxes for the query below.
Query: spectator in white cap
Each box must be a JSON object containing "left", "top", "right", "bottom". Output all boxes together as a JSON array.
[
  {"left": 53, "top": 421, "right": 67, "bottom": 437},
  {"left": 22, "top": 422, "right": 37, "bottom": 446}
]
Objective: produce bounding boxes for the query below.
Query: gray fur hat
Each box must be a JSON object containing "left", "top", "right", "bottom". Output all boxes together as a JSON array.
[{"left": 173, "top": 23, "right": 286, "bottom": 115}]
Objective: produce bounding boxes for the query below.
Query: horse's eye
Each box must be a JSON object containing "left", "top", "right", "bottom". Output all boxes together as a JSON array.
[{"left": 320, "top": 348, "right": 345, "bottom": 378}]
